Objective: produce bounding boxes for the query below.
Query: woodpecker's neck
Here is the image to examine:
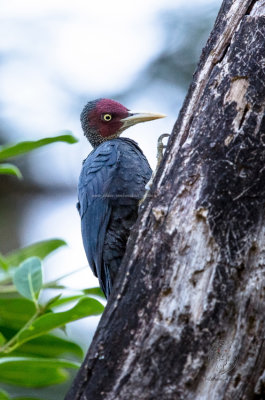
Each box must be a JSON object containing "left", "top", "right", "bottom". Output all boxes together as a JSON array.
[
  {"left": 84, "top": 127, "right": 104, "bottom": 148},
  {"left": 85, "top": 129, "right": 122, "bottom": 148}
]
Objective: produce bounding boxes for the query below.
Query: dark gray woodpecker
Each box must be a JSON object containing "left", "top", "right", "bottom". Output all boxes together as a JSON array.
[{"left": 77, "top": 98, "right": 165, "bottom": 298}]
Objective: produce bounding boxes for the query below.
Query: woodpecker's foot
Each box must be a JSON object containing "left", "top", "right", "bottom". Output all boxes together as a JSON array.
[
  {"left": 156, "top": 133, "right": 170, "bottom": 168},
  {"left": 139, "top": 133, "right": 170, "bottom": 206}
]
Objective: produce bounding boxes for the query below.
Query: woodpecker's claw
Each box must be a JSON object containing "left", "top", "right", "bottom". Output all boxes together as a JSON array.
[
  {"left": 139, "top": 133, "right": 170, "bottom": 206},
  {"left": 156, "top": 133, "right": 170, "bottom": 167}
]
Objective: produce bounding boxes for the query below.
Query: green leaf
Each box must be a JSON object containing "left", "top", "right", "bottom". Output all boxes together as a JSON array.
[
  {"left": 5, "top": 239, "right": 67, "bottom": 268},
  {"left": 17, "top": 334, "right": 83, "bottom": 359},
  {"left": 0, "top": 389, "right": 10, "bottom": 400},
  {"left": 48, "top": 290, "right": 105, "bottom": 309},
  {"left": 13, "top": 258, "right": 42, "bottom": 302},
  {"left": 0, "top": 163, "right": 22, "bottom": 179},
  {"left": 0, "top": 254, "right": 8, "bottom": 271},
  {"left": 0, "top": 298, "right": 36, "bottom": 329},
  {"left": 0, "top": 134, "right": 78, "bottom": 161},
  {"left": 44, "top": 293, "right": 62, "bottom": 309},
  {"left": 83, "top": 287, "right": 105, "bottom": 299},
  {"left": 0, "top": 332, "right": 6, "bottom": 346},
  {"left": 0, "top": 357, "right": 79, "bottom": 387},
  {"left": 49, "top": 294, "right": 84, "bottom": 308},
  {"left": 0, "top": 325, "right": 83, "bottom": 359},
  {"left": 17, "top": 297, "right": 104, "bottom": 347}
]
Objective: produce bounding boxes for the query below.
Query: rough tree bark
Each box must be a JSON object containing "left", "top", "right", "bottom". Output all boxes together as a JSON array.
[{"left": 66, "top": 1, "right": 265, "bottom": 399}]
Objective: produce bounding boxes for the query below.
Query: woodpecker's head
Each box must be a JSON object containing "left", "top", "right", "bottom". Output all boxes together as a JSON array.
[{"left": 80, "top": 98, "right": 165, "bottom": 148}]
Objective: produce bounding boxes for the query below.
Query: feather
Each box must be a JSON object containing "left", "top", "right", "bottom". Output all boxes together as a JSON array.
[{"left": 78, "top": 138, "right": 152, "bottom": 298}]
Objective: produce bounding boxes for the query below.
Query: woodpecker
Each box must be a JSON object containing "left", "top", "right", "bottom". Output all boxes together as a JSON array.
[{"left": 77, "top": 98, "right": 165, "bottom": 298}]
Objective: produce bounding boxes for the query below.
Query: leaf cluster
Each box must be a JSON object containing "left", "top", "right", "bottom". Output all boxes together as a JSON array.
[{"left": 0, "top": 133, "right": 77, "bottom": 179}]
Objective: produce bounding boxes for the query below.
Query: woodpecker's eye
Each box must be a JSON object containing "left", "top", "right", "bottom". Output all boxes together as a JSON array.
[{"left": 102, "top": 113, "right": 112, "bottom": 122}]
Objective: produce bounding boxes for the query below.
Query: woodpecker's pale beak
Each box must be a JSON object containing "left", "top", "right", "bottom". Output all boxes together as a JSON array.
[{"left": 120, "top": 111, "right": 166, "bottom": 129}]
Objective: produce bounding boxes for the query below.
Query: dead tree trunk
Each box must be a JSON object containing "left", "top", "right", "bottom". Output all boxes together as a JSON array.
[{"left": 66, "top": 1, "right": 265, "bottom": 399}]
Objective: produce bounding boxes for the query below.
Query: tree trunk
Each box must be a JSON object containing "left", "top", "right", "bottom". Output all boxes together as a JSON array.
[{"left": 66, "top": 1, "right": 265, "bottom": 399}]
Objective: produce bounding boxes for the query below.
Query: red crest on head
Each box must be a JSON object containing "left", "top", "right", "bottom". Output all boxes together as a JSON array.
[{"left": 88, "top": 99, "right": 129, "bottom": 138}]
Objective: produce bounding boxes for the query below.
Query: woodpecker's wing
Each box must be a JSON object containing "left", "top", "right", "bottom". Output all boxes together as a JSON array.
[
  {"left": 77, "top": 138, "right": 152, "bottom": 297},
  {"left": 107, "top": 138, "right": 152, "bottom": 205},
  {"left": 77, "top": 141, "right": 118, "bottom": 295}
]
